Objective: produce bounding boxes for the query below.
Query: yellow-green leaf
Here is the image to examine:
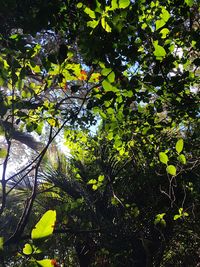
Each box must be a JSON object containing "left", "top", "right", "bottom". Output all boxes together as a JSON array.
[
  {"left": 166, "top": 165, "right": 176, "bottom": 176},
  {"left": 87, "top": 20, "right": 99, "bottom": 29},
  {"left": 77, "top": 2, "right": 83, "bottom": 8},
  {"left": 153, "top": 41, "right": 166, "bottom": 60},
  {"left": 101, "top": 68, "right": 112, "bottom": 76},
  {"left": 118, "top": 0, "right": 130, "bottom": 9},
  {"left": 0, "top": 237, "right": 3, "bottom": 251},
  {"left": 23, "top": 243, "right": 33, "bottom": 255},
  {"left": 159, "top": 152, "right": 168, "bottom": 165},
  {"left": 156, "top": 19, "right": 166, "bottom": 30},
  {"left": 84, "top": 7, "right": 96, "bottom": 19},
  {"left": 184, "top": 0, "right": 194, "bottom": 7},
  {"left": 31, "top": 210, "right": 56, "bottom": 239},
  {"left": 36, "top": 259, "right": 54, "bottom": 267},
  {"left": 107, "top": 71, "right": 115, "bottom": 83},
  {"left": 98, "top": 175, "right": 105, "bottom": 182},
  {"left": 101, "top": 17, "right": 112, "bottom": 32},
  {"left": 161, "top": 8, "right": 170, "bottom": 23},
  {"left": 178, "top": 154, "right": 186, "bottom": 164},
  {"left": 0, "top": 148, "right": 7, "bottom": 158},
  {"left": 176, "top": 139, "right": 184, "bottom": 154},
  {"left": 111, "top": 0, "right": 118, "bottom": 10},
  {"left": 160, "top": 28, "right": 170, "bottom": 38}
]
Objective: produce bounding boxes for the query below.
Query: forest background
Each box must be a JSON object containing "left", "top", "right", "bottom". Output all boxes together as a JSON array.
[{"left": 0, "top": 0, "right": 199, "bottom": 266}]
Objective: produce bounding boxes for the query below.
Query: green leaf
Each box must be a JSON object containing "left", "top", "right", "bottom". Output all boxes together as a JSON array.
[
  {"left": 23, "top": 243, "right": 33, "bottom": 255},
  {"left": 161, "top": 8, "right": 170, "bottom": 22},
  {"left": 176, "top": 139, "right": 184, "bottom": 154},
  {"left": 156, "top": 19, "right": 166, "bottom": 30},
  {"left": 160, "top": 28, "right": 170, "bottom": 38},
  {"left": 36, "top": 259, "right": 54, "bottom": 267},
  {"left": 84, "top": 7, "right": 96, "bottom": 19},
  {"left": 101, "top": 17, "right": 112, "bottom": 32},
  {"left": 118, "top": 0, "right": 130, "bottom": 9},
  {"left": 92, "top": 184, "right": 98, "bottom": 190},
  {"left": 77, "top": 2, "right": 83, "bottom": 8},
  {"left": 102, "top": 79, "right": 113, "bottom": 91},
  {"left": 98, "top": 175, "right": 105, "bottom": 182},
  {"left": 31, "top": 210, "right": 56, "bottom": 239},
  {"left": 87, "top": 20, "right": 99, "bottom": 29},
  {"left": 159, "top": 152, "right": 169, "bottom": 165},
  {"left": 0, "top": 237, "right": 3, "bottom": 250},
  {"left": 111, "top": 0, "right": 118, "bottom": 10},
  {"left": 166, "top": 165, "right": 176, "bottom": 176},
  {"left": 107, "top": 71, "right": 115, "bottom": 83},
  {"left": 101, "top": 68, "right": 112, "bottom": 76},
  {"left": 153, "top": 41, "right": 166, "bottom": 60},
  {"left": 184, "top": 0, "right": 194, "bottom": 7},
  {"left": 0, "top": 148, "right": 7, "bottom": 158},
  {"left": 174, "top": 214, "right": 181, "bottom": 220},
  {"left": 88, "top": 179, "right": 97, "bottom": 184},
  {"left": 177, "top": 154, "right": 186, "bottom": 164}
]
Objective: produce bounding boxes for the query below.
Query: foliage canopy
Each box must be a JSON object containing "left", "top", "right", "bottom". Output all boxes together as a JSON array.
[{"left": 0, "top": 0, "right": 199, "bottom": 266}]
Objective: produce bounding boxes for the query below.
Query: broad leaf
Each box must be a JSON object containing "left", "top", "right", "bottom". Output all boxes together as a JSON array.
[
  {"left": 153, "top": 41, "right": 166, "bottom": 60},
  {"left": 159, "top": 152, "right": 168, "bottom": 165},
  {"left": 156, "top": 19, "right": 166, "bottom": 30},
  {"left": 0, "top": 237, "right": 3, "bottom": 250},
  {"left": 102, "top": 80, "right": 113, "bottom": 91},
  {"left": 23, "top": 243, "right": 33, "bottom": 255},
  {"left": 107, "top": 71, "right": 115, "bottom": 83},
  {"left": 36, "top": 259, "right": 55, "bottom": 267},
  {"left": 160, "top": 28, "right": 170, "bottom": 38},
  {"left": 31, "top": 210, "right": 56, "bottom": 239},
  {"left": 119, "top": 0, "right": 130, "bottom": 9},
  {"left": 0, "top": 148, "right": 7, "bottom": 158},
  {"left": 87, "top": 20, "right": 99, "bottom": 29},
  {"left": 84, "top": 7, "right": 96, "bottom": 19},
  {"left": 161, "top": 8, "right": 170, "bottom": 22},
  {"left": 184, "top": 0, "right": 194, "bottom": 7},
  {"left": 101, "top": 68, "right": 112, "bottom": 76},
  {"left": 176, "top": 139, "right": 184, "bottom": 154},
  {"left": 178, "top": 154, "right": 186, "bottom": 164},
  {"left": 101, "top": 17, "right": 112, "bottom": 32},
  {"left": 166, "top": 165, "right": 176, "bottom": 176}
]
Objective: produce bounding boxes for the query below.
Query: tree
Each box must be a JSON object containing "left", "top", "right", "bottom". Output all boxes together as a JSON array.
[{"left": 0, "top": 0, "right": 199, "bottom": 266}]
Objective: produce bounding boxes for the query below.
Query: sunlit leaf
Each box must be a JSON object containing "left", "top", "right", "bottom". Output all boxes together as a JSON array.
[
  {"left": 102, "top": 80, "right": 113, "bottom": 91},
  {"left": 176, "top": 139, "right": 184, "bottom": 154},
  {"left": 0, "top": 148, "right": 7, "bottom": 158},
  {"left": 0, "top": 237, "right": 3, "bottom": 250},
  {"left": 23, "top": 243, "right": 33, "bottom": 255},
  {"left": 161, "top": 8, "right": 170, "bottom": 22},
  {"left": 36, "top": 259, "right": 54, "bottom": 267},
  {"left": 84, "top": 7, "right": 96, "bottom": 19},
  {"left": 101, "top": 17, "right": 112, "bottom": 32},
  {"left": 166, "top": 165, "right": 176, "bottom": 176},
  {"left": 87, "top": 20, "right": 99, "bottom": 29},
  {"left": 153, "top": 41, "right": 166, "bottom": 60},
  {"left": 177, "top": 154, "right": 186, "bottom": 164},
  {"left": 101, "top": 68, "right": 112, "bottom": 76},
  {"left": 156, "top": 19, "right": 166, "bottom": 30},
  {"left": 174, "top": 214, "right": 181, "bottom": 220},
  {"left": 159, "top": 152, "right": 168, "bottom": 165},
  {"left": 107, "top": 71, "right": 115, "bottom": 83},
  {"left": 118, "top": 0, "right": 130, "bottom": 9},
  {"left": 77, "top": 2, "right": 83, "bottom": 8},
  {"left": 98, "top": 175, "right": 105, "bottom": 182},
  {"left": 160, "top": 28, "right": 170, "bottom": 38},
  {"left": 31, "top": 210, "right": 56, "bottom": 239},
  {"left": 92, "top": 184, "right": 98, "bottom": 190},
  {"left": 184, "top": 0, "right": 194, "bottom": 7},
  {"left": 111, "top": 0, "right": 118, "bottom": 10}
]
